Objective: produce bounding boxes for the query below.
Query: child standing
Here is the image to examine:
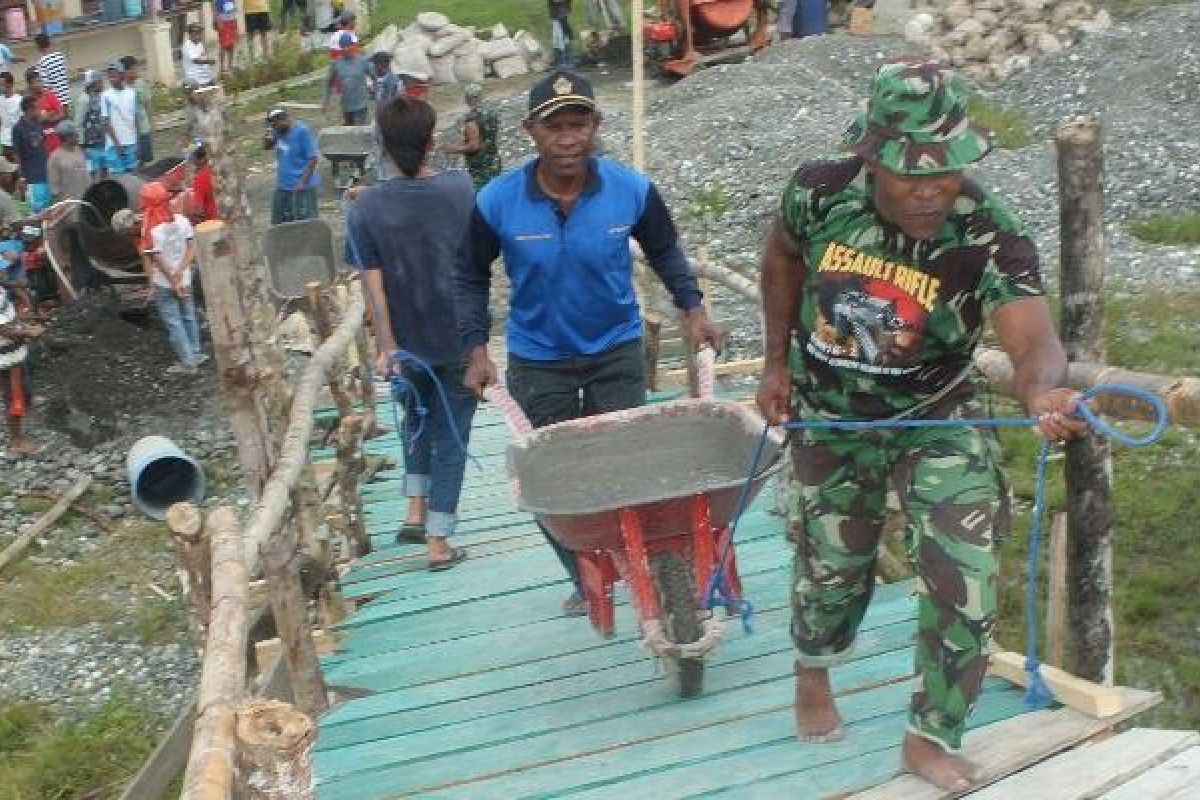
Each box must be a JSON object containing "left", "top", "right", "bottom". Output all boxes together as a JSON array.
[
  {"left": 0, "top": 284, "right": 42, "bottom": 456},
  {"left": 11, "top": 96, "right": 51, "bottom": 213},
  {"left": 120, "top": 56, "right": 154, "bottom": 166},
  {"left": 73, "top": 70, "right": 107, "bottom": 177},
  {"left": 214, "top": 0, "right": 240, "bottom": 75},
  {"left": 140, "top": 182, "right": 204, "bottom": 374}
]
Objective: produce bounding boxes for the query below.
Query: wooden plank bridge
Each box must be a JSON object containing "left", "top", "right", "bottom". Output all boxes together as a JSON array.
[{"left": 309, "top": 399, "right": 1194, "bottom": 800}]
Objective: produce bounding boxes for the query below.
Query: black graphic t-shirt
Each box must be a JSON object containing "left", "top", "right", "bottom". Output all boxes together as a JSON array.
[{"left": 780, "top": 156, "right": 1044, "bottom": 419}]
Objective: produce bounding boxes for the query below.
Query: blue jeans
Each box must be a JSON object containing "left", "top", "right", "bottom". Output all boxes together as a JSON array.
[
  {"left": 399, "top": 361, "right": 477, "bottom": 538},
  {"left": 154, "top": 285, "right": 201, "bottom": 364}
]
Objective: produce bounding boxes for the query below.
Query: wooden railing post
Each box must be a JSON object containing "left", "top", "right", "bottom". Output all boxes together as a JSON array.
[
  {"left": 260, "top": 526, "right": 329, "bottom": 717},
  {"left": 235, "top": 699, "right": 316, "bottom": 799},
  {"left": 181, "top": 507, "right": 248, "bottom": 800},
  {"left": 167, "top": 501, "right": 212, "bottom": 648},
  {"left": 1056, "top": 115, "right": 1115, "bottom": 686}
]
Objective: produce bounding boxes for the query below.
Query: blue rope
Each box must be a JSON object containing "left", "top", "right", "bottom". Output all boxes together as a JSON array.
[
  {"left": 706, "top": 384, "right": 1169, "bottom": 711},
  {"left": 341, "top": 190, "right": 481, "bottom": 472}
]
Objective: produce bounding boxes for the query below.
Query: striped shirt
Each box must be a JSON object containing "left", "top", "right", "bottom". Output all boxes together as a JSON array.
[
  {"left": 0, "top": 287, "right": 27, "bottom": 370},
  {"left": 36, "top": 51, "right": 72, "bottom": 109}
]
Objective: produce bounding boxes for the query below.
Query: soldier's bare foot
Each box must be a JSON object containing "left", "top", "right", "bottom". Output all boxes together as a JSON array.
[
  {"left": 901, "top": 731, "right": 977, "bottom": 791},
  {"left": 794, "top": 664, "right": 844, "bottom": 742},
  {"left": 8, "top": 435, "right": 40, "bottom": 456}
]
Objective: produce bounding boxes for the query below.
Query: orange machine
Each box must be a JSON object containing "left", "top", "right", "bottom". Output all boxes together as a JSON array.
[{"left": 644, "top": 0, "right": 772, "bottom": 77}]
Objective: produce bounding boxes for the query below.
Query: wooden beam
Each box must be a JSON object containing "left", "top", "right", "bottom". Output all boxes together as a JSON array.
[
  {"left": 1057, "top": 115, "right": 1115, "bottom": 686},
  {"left": 0, "top": 474, "right": 91, "bottom": 573},
  {"left": 1046, "top": 513, "right": 1069, "bottom": 669},
  {"left": 240, "top": 292, "right": 365, "bottom": 574},
  {"left": 1099, "top": 745, "right": 1200, "bottom": 799},
  {"left": 253, "top": 629, "right": 341, "bottom": 674},
  {"left": 987, "top": 649, "right": 1124, "bottom": 718},
  {"left": 967, "top": 728, "right": 1200, "bottom": 800},
  {"left": 260, "top": 524, "right": 329, "bottom": 717},
  {"left": 119, "top": 692, "right": 198, "bottom": 800},
  {"left": 180, "top": 507, "right": 249, "bottom": 800}
]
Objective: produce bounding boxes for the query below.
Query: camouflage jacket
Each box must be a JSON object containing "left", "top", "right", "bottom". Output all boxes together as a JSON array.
[
  {"left": 463, "top": 106, "right": 501, "bottom": 189},
  {"left": 780, "top": 156, "right": 1044, "bottom": 419}
]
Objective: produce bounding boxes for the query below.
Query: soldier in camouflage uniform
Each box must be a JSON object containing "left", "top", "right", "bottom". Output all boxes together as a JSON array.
[
  {"left": 440, "top": 83, "right": 501, "bottom": 190},
  {"left": 755, "top": 60, "right": 1088, "bottom": 791}
]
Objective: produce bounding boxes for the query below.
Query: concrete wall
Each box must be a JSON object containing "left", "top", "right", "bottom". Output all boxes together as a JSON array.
[{"left": 8, "top": 14, "right": 185, "bottom": 86}]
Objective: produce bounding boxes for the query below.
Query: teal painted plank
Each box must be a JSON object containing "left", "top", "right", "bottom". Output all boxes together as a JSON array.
[
  {"left": 317, "top": 641, "right": 917, "bottom": 784},
  {"left": 317, "top": 607, "right": 915, "bottom": 754},
  {"left": 569, "top": 682, "right": 1027, "bottom": 800},
  {"left": 315, "top": 673, "right": 921, "bottom": 800},
  {"left": 339, "top": 535, "right": 544, "bottom": 588},
  {"left": 343, "top": 510, "right": 790, "bottom": 610},
  {"left": 321, "top": 582, "right": 915, "bottom": 732},
  {"left": 324, "top": 582, "right": 912, "bottom": 734},
  {"left": 327, "top": 552, "right": 799, "bottom": 678}
]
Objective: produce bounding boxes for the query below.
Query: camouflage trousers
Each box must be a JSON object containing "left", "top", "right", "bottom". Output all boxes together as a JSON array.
[{"left": 789, "top": 418, "right": 1011, "bottom": 752}]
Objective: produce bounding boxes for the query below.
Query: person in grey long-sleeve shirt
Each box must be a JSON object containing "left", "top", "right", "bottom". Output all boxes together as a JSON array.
[{"left": 323, "top": 33, "right": 372, "bottom": 125}]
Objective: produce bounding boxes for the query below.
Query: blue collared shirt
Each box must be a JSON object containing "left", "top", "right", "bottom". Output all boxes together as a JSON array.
[{"left": 456, "top": 157, "right": 702, "bottom": 361}]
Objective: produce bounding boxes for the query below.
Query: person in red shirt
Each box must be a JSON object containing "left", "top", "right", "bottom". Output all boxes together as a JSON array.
[
  {"left": 171, "top": 143, "right": 218, "bottom": 223},
  {"left": 25, "top": 67, "right": 63, "bottom": 154}
]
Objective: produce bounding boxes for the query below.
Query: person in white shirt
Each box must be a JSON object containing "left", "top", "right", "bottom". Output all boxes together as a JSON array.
[
  {"left": 181, "top": 22, "right": 216, "bottom": 87},
  {"left": 0, "top": 72, "right": 23, "bottom": 158},
  {"left": 100, "top": 61, "right": 139, "bottom": 174},
  {"left": 139, "top": 181, "right": 205, "bottom": 374}
]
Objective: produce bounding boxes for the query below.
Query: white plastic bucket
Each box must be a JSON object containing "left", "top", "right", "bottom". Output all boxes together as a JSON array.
[{"left": 126, "top": 435, "right": 206, "bottom": 519}]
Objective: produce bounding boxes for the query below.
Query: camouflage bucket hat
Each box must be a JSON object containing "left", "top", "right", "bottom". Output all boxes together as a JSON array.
[{"left": 843, "top": 60, "right": 994, "bottom": 175}]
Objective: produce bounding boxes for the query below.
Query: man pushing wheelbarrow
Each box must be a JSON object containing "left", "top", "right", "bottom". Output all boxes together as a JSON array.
[{"left": 456, "top": 68, "right": 725, "bottom": 620}]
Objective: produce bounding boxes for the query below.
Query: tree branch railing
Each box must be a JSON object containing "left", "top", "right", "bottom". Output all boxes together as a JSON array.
[{"left": 125, "top": 284, "right": 369, "bottom": 800}]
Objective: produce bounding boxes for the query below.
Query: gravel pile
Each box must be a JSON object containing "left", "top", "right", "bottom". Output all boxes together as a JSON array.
[
  {"left": 464, "top": 4, "right": 1200, "bottom": 356},
  {"left": 0, "top": 625, "right": 198, "bottom": 720}
]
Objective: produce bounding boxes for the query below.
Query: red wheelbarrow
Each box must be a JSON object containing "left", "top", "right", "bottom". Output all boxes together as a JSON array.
[{"left": 488, "top": 351, "right": 785, "bottom": 696}]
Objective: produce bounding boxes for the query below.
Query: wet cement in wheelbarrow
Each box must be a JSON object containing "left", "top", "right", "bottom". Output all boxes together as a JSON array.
[{"left": 510, "top": 407, "right": 781, "bottom": 516}]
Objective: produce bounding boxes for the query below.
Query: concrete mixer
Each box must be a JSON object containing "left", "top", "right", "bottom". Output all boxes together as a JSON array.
[{"left": 644, "top": 0, "right": 772, "bottom": 77}]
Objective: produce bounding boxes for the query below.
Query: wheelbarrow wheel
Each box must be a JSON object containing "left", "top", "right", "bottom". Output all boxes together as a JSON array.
[{"left": 650, "top": 551, "right": 704, "bottom": 698}]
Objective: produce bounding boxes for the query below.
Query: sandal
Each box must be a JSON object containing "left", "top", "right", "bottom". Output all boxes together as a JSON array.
[
  {"left": 396, "top": 523, "right": 426, "bottom": 544},
  {"left": 428, "top": 546, "right": 468, "bottom": 572},
  {"left": 562, "top": 592, "right": 589, "bottom": 618}
]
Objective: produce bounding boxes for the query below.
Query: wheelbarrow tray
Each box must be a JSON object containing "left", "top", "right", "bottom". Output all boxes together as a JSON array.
[
  {"left": 507, "top": 400, "right": 783, "bottom": 552},
  {"left": 317, "top": 125, "right": 375, "bottom": 159}
]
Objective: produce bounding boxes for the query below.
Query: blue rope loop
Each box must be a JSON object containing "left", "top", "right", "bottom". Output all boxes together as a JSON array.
[{"left": 707, "top": 383, "right": 1169, "bottom": 709}]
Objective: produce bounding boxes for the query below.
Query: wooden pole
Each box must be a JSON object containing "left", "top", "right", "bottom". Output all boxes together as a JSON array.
[
  {"left": 1056, "top": 115, "right": 1115, "bottom": 686},
  {"left": 1046, "top": 512, "right": 1069, "bottom": 669},
  {"left": 167, "top": 501, "right": 212, "bottom": 648},
  {"left": 180, "top": 507, "right": 248, "bottom": 800},
  {"left": 334, "top": 414, "right": 370, "bottom": 557},
  {"left": 241, "top": 292, "right": 365, "bottom": 573},
  {"left": 235, "top": 699, "right": 316, "bottom": 799},
  {"left": 0, "top": 474, "right": 91, "bottom": 573},
  {"left": 305, "top": 282, "right": 354, "bottom": 422},
  {"left": 196, "top": 219, "right": 277, "bottom": 501},
  {"left": 259, "top": 525, "right": 329, "bottom": 716}
]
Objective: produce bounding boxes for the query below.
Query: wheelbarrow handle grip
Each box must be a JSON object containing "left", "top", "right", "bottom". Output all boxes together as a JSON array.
[
  {"left": 483, "top": 385, "right": 534, "bottom": 439},
  {"left": 696, "top": 346, "right": 716, "bottom": 401}
]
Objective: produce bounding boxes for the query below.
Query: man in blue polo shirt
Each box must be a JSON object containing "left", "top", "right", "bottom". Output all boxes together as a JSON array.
[
  {"left": 263, "top": 107, "right": 320, "bottom": 224},
  {"left": 457, "top": 69, "right": 724, "bottom": 616}
]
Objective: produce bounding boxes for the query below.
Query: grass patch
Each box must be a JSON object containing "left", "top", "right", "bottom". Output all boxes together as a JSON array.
[
  {"left": 1129, "top": 211, "right": 1200, "bottom": 245},
  {"left": 373, "top": 0, "right": 634, "bottom": 42},
  {"left": 0, "top": 696, "right": 159, "bottom": 800},
  {"left": 0, "top": 522, "right": 178, "bottom": 638},
  {"left": 966, "top": 96, "right": 1034, "bottom": 150},
  {"left": 991, "top": 289, "right": 1200, "bottom": 730}
]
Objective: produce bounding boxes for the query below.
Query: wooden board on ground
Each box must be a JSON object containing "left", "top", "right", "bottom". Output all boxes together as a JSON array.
[
  {"left": 847, "top": 687, "right": 1161, "bottom": 799},
  {"left": 1099, "top": 745, "right": 1200, "bottom": 799},
  {"left": 967, "top": 729, "right": 1199, "bottom": 799},
  {"left": 987, "top": 649, "right": 1125, "bottom": 718}
]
